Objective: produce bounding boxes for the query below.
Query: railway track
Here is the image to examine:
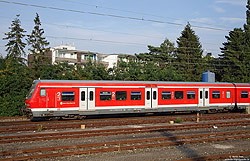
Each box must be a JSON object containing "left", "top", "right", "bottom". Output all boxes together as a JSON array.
[
  {"left": 1, "top": 128, "right": 249, "bottom": 160},
  {"left": 0, "top": 120, "right": 249, "bottom": 144},
  {"left": 1, "top": 113, "right": 250, "bottom": 134},
  {"left": 1, "top": 113, "right": 249, "bottom": 160},
  {"left": 0, "top": 112, "right": 245, "bottom": 126}
]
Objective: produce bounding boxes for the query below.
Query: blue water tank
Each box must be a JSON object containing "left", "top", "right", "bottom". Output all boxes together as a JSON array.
[{"left": 202, "top": 70, "right": 215, "bottom": 82}]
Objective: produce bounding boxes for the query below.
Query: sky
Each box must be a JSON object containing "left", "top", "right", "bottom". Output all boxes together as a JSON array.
[{"left": 0, "top": 0, "right": 247, "bottom": 57}]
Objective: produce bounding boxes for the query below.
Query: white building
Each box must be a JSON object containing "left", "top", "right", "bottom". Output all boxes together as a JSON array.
[{"left": 28, "top": 45, "right": 134, "bottom": 69}]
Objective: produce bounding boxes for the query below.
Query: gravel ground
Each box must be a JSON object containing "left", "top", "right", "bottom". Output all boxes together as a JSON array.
[
  {"left": 1, "top": 118, "right": 250, "bottom": 160},
  {"left": 42, "top": 139, "right": 250, "bottom": 161}
]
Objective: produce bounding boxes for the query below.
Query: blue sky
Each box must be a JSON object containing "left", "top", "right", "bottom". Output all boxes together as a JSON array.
[{"left": 0, "top": 0, "right": 247, "bottom": 57}]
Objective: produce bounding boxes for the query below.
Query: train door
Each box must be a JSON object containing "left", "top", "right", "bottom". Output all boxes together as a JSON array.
[
  {"left": 152, "top": 88, "right": 158, "bottom": 108},
  {"left": 199, "top": 88, "right": 209, "bottom": 107},
  {"left": 88, "top": 88, "right": 95, "bottom": 110},
  {"left": 79, "top": 88, "right": 87, "bottom": 111},
  {"left": 145, "top": 88, "right": 158, "bottom": 109},
  {"left": 79, "top": 88, "right": 95, "bottom": 111}
]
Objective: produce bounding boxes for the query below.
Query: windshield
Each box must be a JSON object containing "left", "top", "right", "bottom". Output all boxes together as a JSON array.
[{"left": 26, "top": 81, "right": 38, "bottom": 99}]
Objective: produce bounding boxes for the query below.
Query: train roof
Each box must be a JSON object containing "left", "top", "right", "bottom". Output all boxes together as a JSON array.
[{"left": 34, "top": 80, "right": 250, "bottom": 86}]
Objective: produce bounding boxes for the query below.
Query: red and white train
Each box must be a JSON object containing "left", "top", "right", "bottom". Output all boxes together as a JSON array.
[{"left": 24, "top": 80, "right": 250, "bottom": 119}]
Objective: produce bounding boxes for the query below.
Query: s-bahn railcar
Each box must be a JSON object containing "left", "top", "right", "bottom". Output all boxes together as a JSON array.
[{"left": 24, "top": 80, "right": 250, "bottom": 119}]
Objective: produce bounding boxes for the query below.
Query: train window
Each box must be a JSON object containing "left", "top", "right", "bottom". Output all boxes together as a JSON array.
[
  {"left": 100, "top": 91, "right": 111, "bottom": 101},
  {"left": 116, "top": 91, "right": 127, "bottom": 100},
  {"left": 200, "top": 91, "right": 202, "bottom": 99},
  {"left": 153, "top": 91, "right": 157, "bottom": 100},
  {"left": 226, "top": 91, "right": 231, "bottom": 99},
  {"left": 212, "top": 91, "right": 220, "bottom": 99},
  {"left": 90, "top": 91, "right": 94, "bottom": 101},
  {"left": 131, "top": 91, "right": 141, "bottom": 100},
  {"left": 62, "top": 91, "right": 75, "bottom": 101},
  {"left": 241, "top": 91, "right": 248, "bottom": 98},
  {"left": 146, "top": 91, "right": 150, "bottom": 100},
  {"left": 162, "top": 91, "right": 171, "bottom": 100},
  {"left": 81, "top": 91, "right": 85, "bottom": 101},
  {"left": 40, "top": 89, "right": 46, "bottom": 97},
  {"left": 205, "top": 91, "right": 208, "bottom": 99},
  {"left": 187, "top": 91, "right": 195, "bottom": 99},
  {"left": 175, "top": 91, "right": 183, "bottom": 99}
]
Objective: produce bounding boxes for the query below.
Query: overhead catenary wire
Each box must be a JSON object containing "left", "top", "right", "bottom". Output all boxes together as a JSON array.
[
  {"left": 1, "top": 31, "right": 250, "bottom": 55},
  {"left": 0, "top": 0, "right": 231, "bottom": 32},
  {"left": 0, "top": 15, "right": 223, "bottom": 47}
]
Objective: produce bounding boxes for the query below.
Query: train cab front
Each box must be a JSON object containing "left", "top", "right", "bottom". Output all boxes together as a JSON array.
[
  {"left": 23, "top": 99, "right": 33, "bottom": 119},
  {"left": 23, "top": 80, "right": 39, "bottom": 119}
]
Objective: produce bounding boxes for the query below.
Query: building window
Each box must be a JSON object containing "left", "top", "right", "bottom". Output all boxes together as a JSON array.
[
  {"left": 116, "top": 91, "right": 127, "bottom": 100},
  {"left": 62, "top": 91, "right": 75, "bottom": 101},
  {"left": 226, "top": 91, "right": 231, "bottom": 99},
  {"left": 175, "top": 91, "right": 183, "bottom": 99},
  {"left": 241, "top": 91, "right": 248, "bottom": 98},
  {"left": 40, "top": 89, "right": 46, "bottom": 97},
  {"left": 187, "top": 91, "right": 195, "bottom": 99},
  {"left": 131, "top": 91, "right": 141, "bottom": 100},
  {"left": 162, "top": 91, "right": 171, "bottom": 100},
  {"left": 212, "top": 91, "right": 220, "bottom": 99},
  {"left": 100, "top": 91, "right": 111, "bottom": 101}
]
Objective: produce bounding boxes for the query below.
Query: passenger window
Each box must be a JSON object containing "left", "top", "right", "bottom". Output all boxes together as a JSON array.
[
  {"left": 100, "top": 91, "right": 111, "bottom": 101},
  {"left": 241, "top": 91, "right": 248, "bottom": 98},
  {"left": 40, "top": 89, "right": 46, "bottom": 97},
  {"left": 212, "top": 91, "right": 220, "bottom": 99},
  {"left": 175, "top": 91, "right": 183, "bottom": 99},
  {"left": 116, "top": 91, "right": 127, "bottom": 100},
  {"left": 153, "top": 91, "right": 157, "bottom": 100},
  {"left": 90, "top": 91, "right": 94, "bottom": 101},
  {"left": 162, "top": 91, "right": 171, "bottom": 100},
  {"left": 200, "top": 91, "right": 202, "bottom": 99},
  {"left": 187, "top": 91, "right": 195, "bottom": 99},
  {"left": 62, "top": 91, "right": 75, "bottom": 101},
  {"left": 205, "top": 91, "right": 208, "bottom": 99},
  {"left": 226, "top": 91, "right": 231, "bottom": 99},
  {"left": 146, "top": 91, "right": 150, "bottom": 100},
  {"left": 131, "top": 91, "right": 141, "bottom": 100},
  {"left": 81, "top": 91, "right": 85, "bottom": 101}
]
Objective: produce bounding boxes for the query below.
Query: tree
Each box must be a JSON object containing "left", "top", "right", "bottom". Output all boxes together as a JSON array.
[
  {"left": 219, "top": 1, "right": 250, "bottom": 82},
  {"left": 3, "top": 14, "right": 26, "bottom": 61},
  {"left": 27, "top": 13, "right": 50, "bottom": 55},
  {"left": 175, "top": 23, "right": 204, "bottom": 81},
  {"left": 0, "top": 14, "right": 33, "bottom": 117},
  {"left": 136, "top": 38, "right": 175, "bottom": 66},
  {"left": 27, "top": 13, "right": 50, "bottom": 79}
]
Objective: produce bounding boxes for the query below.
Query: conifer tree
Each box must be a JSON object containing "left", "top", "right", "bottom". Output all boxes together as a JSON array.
[
  {"left": 220, "top": 1, "right": 250, "bottom": 82},
  {"left": 27, "top": 13, "right": 50, "bottom": 55},
  {"left": 3, "top": 14, "right": 26, "bottom": 61},
  {"left": 27, "top": 13, "right": 50, "bottom": 79},
  {"left": 175, "top": 23, "right": 203, "bottom": 81}
]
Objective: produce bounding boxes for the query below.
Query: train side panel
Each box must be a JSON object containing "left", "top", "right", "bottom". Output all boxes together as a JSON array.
[
  {"left": 24, "top": 80, "right": 250, "bottom": 119},
  {"left": 235, "top": 85, "right": 250, "bottom": 108}
]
